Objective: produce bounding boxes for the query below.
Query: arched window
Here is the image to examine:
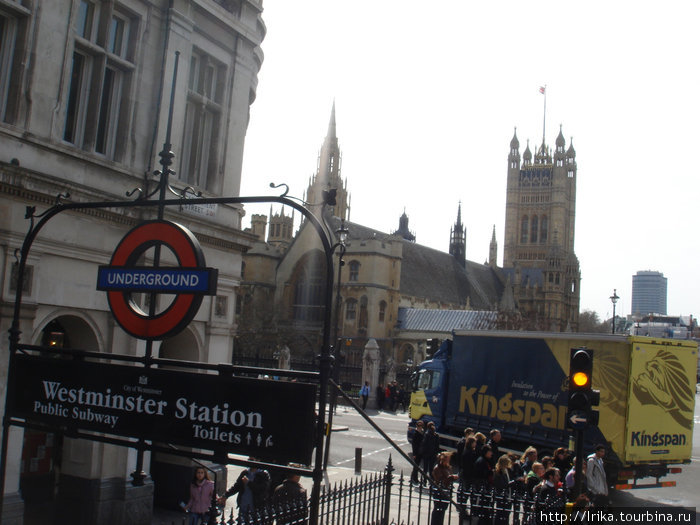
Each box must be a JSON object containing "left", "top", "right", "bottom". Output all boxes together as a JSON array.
[
  {"left": 540, "top": 215, "right": 548, "bottom": 243},
  {"left": 530, "top": 215, "right": 538, "bottom": 243},
  {"left": 520, "top": 216, "right": 529, "bottom": 244},
  {"left": 359, "top": 296, "right": 368, "bottom": 330},
  {"left": 291, "top": 252, "right": 326, "bottom": 322},
  {"left": 345, "top": 298, "right": 357, "bottom": 321},
  {"left": 378, "top": 301, "right": 387, "bottom": 322},
  {"left": 349, "top": 261, "right": 360, "bottom": 281}
]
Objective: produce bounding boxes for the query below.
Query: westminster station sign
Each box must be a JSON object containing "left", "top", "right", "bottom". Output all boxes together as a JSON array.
[{"left": 10, "top": 354, "right": 316, "bottom": 464}]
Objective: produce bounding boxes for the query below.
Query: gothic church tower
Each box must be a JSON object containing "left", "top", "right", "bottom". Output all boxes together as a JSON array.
[
  {"left": 503, "top": 127, "right": 580, "bottom": 330},
  {"left": 267, "top": 205, "right": 294, "bottom": 248},
  {"left": 304, "top": 102, "right": 350, "bottom": 220}
]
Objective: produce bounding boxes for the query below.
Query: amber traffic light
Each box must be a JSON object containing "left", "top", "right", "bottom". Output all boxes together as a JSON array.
[{"left": 567, "top": 347, "right": 600, "bottom": 428}]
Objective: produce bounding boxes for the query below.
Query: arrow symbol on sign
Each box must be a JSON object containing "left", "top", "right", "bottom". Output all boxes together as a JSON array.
[{"left": 569, "top": 414, "right": 587, "bottom": 425}]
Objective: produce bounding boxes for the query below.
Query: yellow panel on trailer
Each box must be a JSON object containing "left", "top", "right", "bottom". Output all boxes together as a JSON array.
[{"left": 623, "top": 337, "right": 697, "bottom": 463}]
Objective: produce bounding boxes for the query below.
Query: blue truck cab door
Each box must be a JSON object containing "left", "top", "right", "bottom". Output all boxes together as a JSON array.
[{"left": 409, "top": 343, "right": 450, "bottom": 431}]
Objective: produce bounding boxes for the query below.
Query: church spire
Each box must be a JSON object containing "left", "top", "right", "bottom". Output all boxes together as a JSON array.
[
  {"left": 489, "top": 225, "right": 498, "bottom": 268},
  {"left": 449, "top": 202, "right": 466, "bottom": 267},
  {"left": 327, "top": 100, "right": 336, "bottom": 139},
  {"left": 305, "top": 102, "right": 349, "bottom": 220}
]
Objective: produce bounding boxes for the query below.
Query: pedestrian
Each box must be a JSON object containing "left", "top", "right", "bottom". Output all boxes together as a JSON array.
[
  {"left": 493, "top": 455, "right": 513, "bottom": 525},
  {"left": 521, "top": 446, "right": 538, "bottom": 474},
  {"left": 486, "top": 429, "right": 502, "bottom": 467},
  {"left": 507, "top": 452, "right": 526, "bottom": 492},
  {"left": 474, "top": 432, "right": 487, "bottom": 457},
  {"left": 398, "top": 384, "right": 407, "bottom": 412},
  {"left": 410, "top": 420, "right": 425, "bottom": 484},
  {"left": 218, "top": 460, "right": 271, "bottom": 518},
  {"left": 585, "top": 445, "right": 609, "bottom": 508},
  {"left": 431, "top": 452, "right": 458, "bottom": 525},
  {"left": 526, "top": 462, "right": 545, "bottom": 496},
  {"left": 459, "top": 436, "right": 478, "bottom": 486},
  {"left": 473, "top": 445, "right": 494, "bottom": 488},
  {"left": 553, "top": 447, "right": 571, "bottom": 474},
  {"left": 565, "top": 457, "right": 587, "bottom": 498},
  {"left": 456, "top": 428, "right": 475, "bottom": 459},
  {"left": 184, "top": 467, "right": 215, "bottom": 525},
  {"left": 420, "top": 421, "right": 441, "bottom": 485},
  {"left": 359, "top": 381, "right": 370, "bottom": 410},
  {"left": 473, "top": 445, "right": 494, "bottom": 523},
  {"left": 534, "top": 468, "right": 565, "bottom": 514},
  {"left": 272, "top": 470, "right": 308, "bottom": 525},
  {"left": 376, "top": 384, "right": 385, "bottom": 410},
  {"left": 540, "top": 455, "right": 554, "bottom": 471},
  {"left": 493, "top": 455, "right": 512, "bottom": 492},
  {"left": 388, "top": 382, "right": 398, "bottom": 412},
  {"left": 571, "top": 493, "right": 592, "bottom": 523}
]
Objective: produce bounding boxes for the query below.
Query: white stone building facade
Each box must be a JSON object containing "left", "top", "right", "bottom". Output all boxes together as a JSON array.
[{"left": 0, "top": 0, "right": 265, "bottom": 522}]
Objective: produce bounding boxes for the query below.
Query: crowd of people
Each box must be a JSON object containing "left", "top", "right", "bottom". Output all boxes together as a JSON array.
[
  {"left": 374, "top": 381, "right": 410, "bottom": 412},
  {"left": 183, "top": 460, "right": 307, "bottom": 525},
  {"left": 410, "top": 424, "right": 611, "bottom": 523}
]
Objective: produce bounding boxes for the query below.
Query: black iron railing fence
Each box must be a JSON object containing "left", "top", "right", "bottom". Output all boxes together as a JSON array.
[{"left": 176, "top": 458, "right": 567, "bottom": 525}]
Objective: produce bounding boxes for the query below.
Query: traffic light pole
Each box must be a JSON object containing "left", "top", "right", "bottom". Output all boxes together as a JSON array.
[{"left": 572, "top": 428, "right": 585, "bottom": 499}]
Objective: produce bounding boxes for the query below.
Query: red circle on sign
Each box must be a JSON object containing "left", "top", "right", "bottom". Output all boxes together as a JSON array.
[{"left": 107, "top": 221, "right": 206, "bottom": 340}]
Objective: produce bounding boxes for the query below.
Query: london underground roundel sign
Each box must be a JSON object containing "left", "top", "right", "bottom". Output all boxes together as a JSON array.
[{"left": 97, "top": 220, "right": 218, "bottom": 340}]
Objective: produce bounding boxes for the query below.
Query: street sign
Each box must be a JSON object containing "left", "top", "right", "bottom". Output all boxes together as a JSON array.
[
  {"left": 9, "top": 354, "right": 316, "bottom": 465},
  {"left": 97, "top": 220, "right": 217, "bottom": 340},
  {"left": 568, "top": 410, "right": 588, "bottom": 429}
]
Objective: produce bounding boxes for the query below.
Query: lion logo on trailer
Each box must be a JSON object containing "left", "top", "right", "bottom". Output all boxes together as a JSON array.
[{"left": 632, "top": 349, "right": 694, "bottom": 430}]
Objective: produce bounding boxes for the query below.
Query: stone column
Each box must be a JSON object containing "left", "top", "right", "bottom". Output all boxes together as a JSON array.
[{"left": 362, "top": 339, "right": 380, "bottom": 409}]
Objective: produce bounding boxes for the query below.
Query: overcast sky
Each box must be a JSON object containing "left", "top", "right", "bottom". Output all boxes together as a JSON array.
[{"left": 240, "top": 1, "right": 699, "bottom": 321}]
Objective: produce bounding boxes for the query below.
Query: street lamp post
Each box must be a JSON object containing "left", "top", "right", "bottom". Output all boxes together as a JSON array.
[
  {"left": 610, "top": 289, "right": 619, "bottom": 334},
  {"left": 323, "top": 218, "right": 348, "bottom": 469}
]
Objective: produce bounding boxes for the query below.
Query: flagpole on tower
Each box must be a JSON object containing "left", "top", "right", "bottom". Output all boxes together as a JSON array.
[{"left": 540, "top": 85, "right": 547, "bottom": 144}]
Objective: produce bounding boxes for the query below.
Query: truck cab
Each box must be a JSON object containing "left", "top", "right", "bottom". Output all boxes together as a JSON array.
[{"left": 408, "top": 341, "right": 449, "bottom": 440}]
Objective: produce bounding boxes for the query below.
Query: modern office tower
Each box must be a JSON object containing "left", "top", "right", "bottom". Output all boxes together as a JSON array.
[{"left": 632, "top": 271, "right": 668, "bottom": 315}]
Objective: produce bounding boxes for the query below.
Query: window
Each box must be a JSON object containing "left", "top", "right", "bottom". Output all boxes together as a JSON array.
[
  {"left": 107, "top": 13, "right": 129, "bottom": 58},
  {"left": 540, "top": 215, "right": 548, "bottom": 243},
  {"left": 359, "top": 296, "right": 368, "bottom": 330},
  {"left": 181, "top": 50, "right": 226, "bottom": 192},
  {"left": 417, "top": 369, "right": 442, "bottom": 391},
  {"left": 63, "top": 51, "right": 88, "bottom": 144},
  {"left": 345, "top": 299, "right": 357, "bottom": 321},
  {"left": 520, "top": 216, "right": 529, "bottom": 244},
  {"left": 0, "top": 5, "right": 29, "bottom": 124},
  {"left": 63, "top": 2, "right": 136, "bottom": 160},
  {"left": 292, "top": 270, "right": 325, "bottom": 322},
  {"left": 349, "top": 261, "right": 360, "bottom": 281},
  {"left": 95, "top": 66, "right": 123, "bottom": 155},
  {"left": 378, "top": 301, "right": 387, "bottom": 322},
  {"left": 77, "top": 1, "right": 95, "bottom": 39},
  {"left": 530, "top": 215, "right": 538, "bottom": 243}
]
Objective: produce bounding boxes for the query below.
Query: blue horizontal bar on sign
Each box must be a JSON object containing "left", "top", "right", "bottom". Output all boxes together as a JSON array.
[{"left": 97, "top": 266, "right": 218, "bottom": 294}]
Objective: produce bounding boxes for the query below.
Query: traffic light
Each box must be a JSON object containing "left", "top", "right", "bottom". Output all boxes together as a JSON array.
[
  {"left": 567, "top": 347, "right": 600, "bottom": 428},
  {"left": 426, "top": 338, "right": 441, "bottom": 356}
]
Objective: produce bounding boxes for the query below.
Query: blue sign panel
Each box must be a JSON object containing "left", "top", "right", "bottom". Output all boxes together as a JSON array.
[{"left": 97, "top": 267, "right": 217, "bottom": 294}]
